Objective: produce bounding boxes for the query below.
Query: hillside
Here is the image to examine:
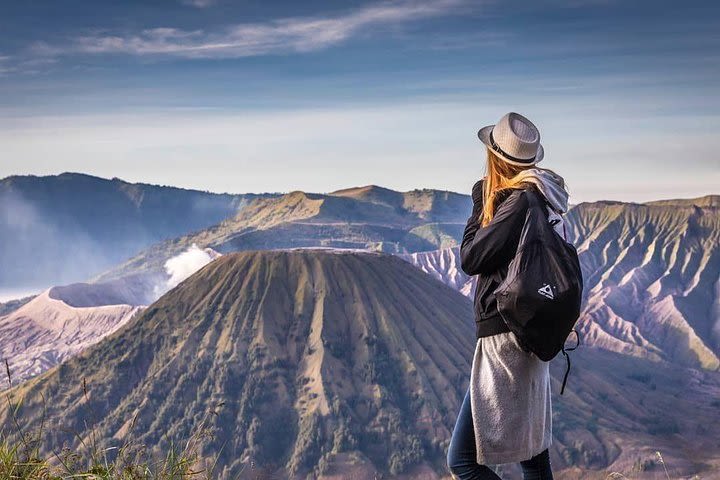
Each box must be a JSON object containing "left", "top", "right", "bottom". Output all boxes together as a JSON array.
[
  {"left": 0, "top": 252, "right": 224, "bottom": 389},
  {"left": 329, "top": 184, "right": 471, "bottom": 222},
  {"left": 546, "top": 347, "right": 720, "bottom": 480},
  {"left": 3, "top": 249, "right": 720, "bottom": 478},
  {"left": 93, "top": 186, "right": 472, "bottom": 283},
  {"left": 569, "top": 196, "right": 720, "bottom": 370},
  {"left": 0, "top": 172, "right": 272, "bottom": 288},
  {"left": 0, "top": 295, "right": 35, "bottom": 317},
  {"left": 400, "top": 247, "right": 472, "bottom": 296},
  {"left": 645, "top": 194, "right": 720, "bottom": 208},
  {"left": 1, "top": 249, "right": 476, "bottom": 479},
  {"left": 400, "top": 195, "right": 720, "bottom": 371},
  {"left": 0, "top": 285, "right": 145, "bottom": 389}
]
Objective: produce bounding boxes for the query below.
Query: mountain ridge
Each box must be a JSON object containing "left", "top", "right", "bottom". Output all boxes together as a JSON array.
[
  {"left": 400, "top": 198, "right": 720, "bottom": 373},
  {"left": 0, "top": 173, "right": 275, "bottom": 288},
  {"left": 89, "top": 186, "right": 474, "bottom": 283}
]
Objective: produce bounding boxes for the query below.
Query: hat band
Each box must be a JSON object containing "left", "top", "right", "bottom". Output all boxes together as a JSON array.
[{"left": 489, "top": 130, "right": 536, "bottom": 164}]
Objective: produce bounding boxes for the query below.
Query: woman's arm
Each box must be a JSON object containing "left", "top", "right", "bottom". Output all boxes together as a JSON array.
[
  {"left": 459, "top": 179, "right": 484, "bottom": 270},
  {"left": 459, "top": 187, "right": 530, "bottom": 276}
]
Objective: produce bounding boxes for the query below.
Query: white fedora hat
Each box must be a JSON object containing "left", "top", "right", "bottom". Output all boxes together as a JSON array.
[{"left": 477, "top": 112, "right": 544, "bottom": 166}]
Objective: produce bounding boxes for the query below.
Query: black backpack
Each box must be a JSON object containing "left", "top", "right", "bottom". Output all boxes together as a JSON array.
[{"left": 494, "top": 188, "right": 584, "bottom": 395}]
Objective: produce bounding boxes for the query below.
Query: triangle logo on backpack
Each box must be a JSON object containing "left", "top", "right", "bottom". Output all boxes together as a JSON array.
[{"left": 537, "top": 283, "right": 554, "bottom": 299}]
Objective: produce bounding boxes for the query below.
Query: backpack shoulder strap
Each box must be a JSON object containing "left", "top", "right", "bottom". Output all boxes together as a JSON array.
[
  {"left": 559, "top": 328, "right": 581, "bottom": 395},
  {"left": 523, "top": 186, "right": 550, "bottom": 224}
]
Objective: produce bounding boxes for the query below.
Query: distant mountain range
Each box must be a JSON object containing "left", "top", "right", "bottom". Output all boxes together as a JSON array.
[
  {"left": 0, "top": 172, "right": 274, "bottom": 288},
  {"left": 92, "top": 184, "right": 472, "bottom": 284}
]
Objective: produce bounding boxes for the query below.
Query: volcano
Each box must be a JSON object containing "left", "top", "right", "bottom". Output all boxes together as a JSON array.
[{"left": 1, "top": 248, "right": 476, "bottom": 479}]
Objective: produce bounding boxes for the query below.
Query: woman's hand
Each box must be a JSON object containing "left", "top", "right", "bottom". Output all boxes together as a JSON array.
[
  {"left": 470, "top": 178, "right": 485, "bottom": 220},
  {"left": 471, "top": 179, "right": 484, "bottom": 207}
]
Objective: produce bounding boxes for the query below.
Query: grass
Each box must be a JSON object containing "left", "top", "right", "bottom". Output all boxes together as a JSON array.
[
  {"left": 605, "top": 451, "right": 701, "bottom": 480},
  {"left": 0, "top": 359, "right": 239, "bottom": 480}
]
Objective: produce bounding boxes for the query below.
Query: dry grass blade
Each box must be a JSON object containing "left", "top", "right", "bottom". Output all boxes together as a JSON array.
[{"left": 655, "top": 451, "right": 671, "bottom": 480}]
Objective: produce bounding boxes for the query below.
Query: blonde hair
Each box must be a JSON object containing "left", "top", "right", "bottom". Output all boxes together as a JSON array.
[{"left": 479, "top": 148, "right": 564, "bottom": 226}]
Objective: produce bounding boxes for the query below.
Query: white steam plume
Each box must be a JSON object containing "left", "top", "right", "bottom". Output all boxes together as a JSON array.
[{"left": 153, "top": 244, "right": 222, "bottom": 298}]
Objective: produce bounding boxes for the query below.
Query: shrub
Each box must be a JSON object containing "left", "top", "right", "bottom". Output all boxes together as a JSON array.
[{"left": 0, "top": 368, "right": 230, "bottom": 480}]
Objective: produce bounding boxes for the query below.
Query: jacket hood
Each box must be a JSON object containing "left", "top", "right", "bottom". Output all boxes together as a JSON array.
[{"left": 514, "top": 168, "right": 569, "bottom": 214}]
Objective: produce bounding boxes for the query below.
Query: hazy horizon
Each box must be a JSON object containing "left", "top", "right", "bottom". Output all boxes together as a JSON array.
[{"left": 1, "top": 170, "right": 718, "bottom": 205}]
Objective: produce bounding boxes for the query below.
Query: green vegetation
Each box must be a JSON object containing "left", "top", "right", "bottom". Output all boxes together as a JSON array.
[
  {"left": 646, "top": 417, "right": 680, "bottom": 436},
  {"left": 1, "top": 367, "right": 231, "bottom": 480},
  {"left": 404, "top": 223, "right": 463, "bottom": 251}
]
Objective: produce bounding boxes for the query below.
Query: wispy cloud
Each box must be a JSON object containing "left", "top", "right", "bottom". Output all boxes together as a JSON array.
[
  {"left": 0, "top": 54, "right": 61, "bottom": 76},
  {"left": 3, "top": 87, "right": 717, "bottom": 203},
  {"left": 0, "top": 56, "right": 13, "bottom": 76},
  {"left": 181, "top": 0, "right": 216, "bottom": 7},
  {"left": 31, "top": 0, "right": 469, "bottom": 59}
]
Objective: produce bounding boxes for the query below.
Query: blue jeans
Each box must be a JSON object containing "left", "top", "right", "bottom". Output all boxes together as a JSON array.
[{"left": 446, "top": 387, "right": 554, "bottom": 480}]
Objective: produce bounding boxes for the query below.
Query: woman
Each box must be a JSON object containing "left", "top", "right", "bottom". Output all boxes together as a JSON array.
[{"left": 446, "top": 112, "right": 570, "bottom": 480}]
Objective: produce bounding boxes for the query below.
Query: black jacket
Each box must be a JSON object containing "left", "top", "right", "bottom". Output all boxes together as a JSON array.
[{"left": 460, "top": 178, "right": 534, "bottom": 339}]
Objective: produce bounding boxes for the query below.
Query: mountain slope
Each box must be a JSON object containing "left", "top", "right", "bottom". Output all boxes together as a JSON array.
[
  {"left": 0, "top": 286, "right": 145, "bottom": 389},
  {"left": 1, "top": 249, "right": 476, "bottom": 479},
  {"left": 400, "top": 247, "right": 472, "bottom": 296},
  {"left": 3, "top": 249, "right": 720, "bottom": 479},
  {"left": 0, "top": 172, "right": 272, "bottom": 288},
  {"left": 546, "top": 346, "right": 720, "bottom": 480},
  {"left": 1, "top": 249, "right": 224, "bottom": 389},
  {"left": 329, "top": 185, "right": 471, "bottom": 222},
  {"left": 568, "top": 197, "right": 720, "bottom": 370},
  {"left": 93, "top": 186, "right": 472, "bottom": 283},
  {"left": 400, "top": 195, "right": 720, "bottom": 371}
]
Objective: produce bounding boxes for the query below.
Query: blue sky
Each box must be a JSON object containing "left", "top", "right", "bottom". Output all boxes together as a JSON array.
[{"left": 0, "top": 0, "right": 718, "bottom": 202}]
